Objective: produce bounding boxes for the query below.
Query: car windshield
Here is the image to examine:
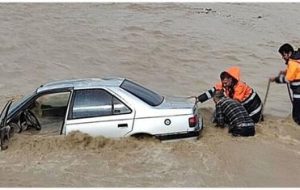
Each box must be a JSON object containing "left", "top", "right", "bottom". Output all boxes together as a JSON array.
[
  {"left": 9, "top": 92, "right": 36, "bottom": 115},
  {"left": 120, "top": 80, "right": 164, "bottom": 106}
]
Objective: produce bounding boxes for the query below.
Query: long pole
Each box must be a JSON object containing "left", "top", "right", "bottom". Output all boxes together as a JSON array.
[
  {"left": 263, "top": 79, "right": 271, "bottom": 106},
  {"left": 260, "top": 79, "right": 271, "bottom": 121},
  {"left": 286, "top": 83, "right": 293, "bottom": 103}
]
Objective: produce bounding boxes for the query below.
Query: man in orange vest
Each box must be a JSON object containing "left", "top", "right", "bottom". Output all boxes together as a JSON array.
[
  {"left": 198, "top": 66, "right": 263, "bottom": 123},
  {"left": 270, "top": 43, "right": 300, "bottom": 125}
]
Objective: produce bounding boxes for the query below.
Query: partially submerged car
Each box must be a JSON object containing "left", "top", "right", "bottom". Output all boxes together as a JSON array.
[{"left": 0, "top": 78, "right": 203, "bottom": 150}]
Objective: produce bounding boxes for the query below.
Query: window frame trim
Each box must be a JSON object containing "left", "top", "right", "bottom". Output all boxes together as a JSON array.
[
  {"left": 8, "top": 88, "right": 73, "bottom": 123},
  {"left": 67, "top": 88, "right": 132, "bottom": 120}
]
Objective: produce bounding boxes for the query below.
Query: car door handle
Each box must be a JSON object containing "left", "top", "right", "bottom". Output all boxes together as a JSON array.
[{"left": 118, "top": 123, "right": 128, "bottom": 128}]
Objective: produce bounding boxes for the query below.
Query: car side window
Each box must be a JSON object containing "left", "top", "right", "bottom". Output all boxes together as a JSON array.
[
  {"left": 72, "top": 89, "right": 112, "bottom": 119},
  {"left": 71, "top": 89, "right": 131, "bottom": 119}
]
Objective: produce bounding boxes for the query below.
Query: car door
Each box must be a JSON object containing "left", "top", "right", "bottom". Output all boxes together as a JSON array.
[
  {"left": 64, "top": 88, "right": 135, "bottom": 138},
  {"left": 15, "top": 90, "right": 72, "bottom": 135}
]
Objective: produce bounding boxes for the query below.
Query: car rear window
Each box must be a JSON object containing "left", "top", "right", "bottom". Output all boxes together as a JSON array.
[{"left": 120, "top": 80, "right": 164, "bottom": 106}]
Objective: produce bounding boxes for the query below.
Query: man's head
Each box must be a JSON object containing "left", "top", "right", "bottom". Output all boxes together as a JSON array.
[
  {"left": 220, "top": 72, "right": 237, "bottom": 88},
  {"left": 213, "top": 90, "right": 225, "bottom": 103},
  {"left": 278, "top": 43, "right": 294, "bottom": 62}
]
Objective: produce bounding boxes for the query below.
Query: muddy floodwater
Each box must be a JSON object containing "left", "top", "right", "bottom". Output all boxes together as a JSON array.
[{"left": 0, "top": 3, "right": 299, "bottom": 187}]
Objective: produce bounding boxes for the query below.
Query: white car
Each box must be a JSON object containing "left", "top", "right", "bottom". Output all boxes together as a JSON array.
[{"left": 0, "top": 78, "right": 203, "bottom": 149}]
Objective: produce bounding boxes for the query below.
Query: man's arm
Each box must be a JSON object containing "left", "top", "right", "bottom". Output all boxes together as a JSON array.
[
  {"left": 198, "top": 87, "right": 216, "bottom": 103},
  {"left": 270, "top": 73, "right": 287, "bottom": 83},
  {"left": 270, "top": 70, "right": 287, "bottom": 83}
]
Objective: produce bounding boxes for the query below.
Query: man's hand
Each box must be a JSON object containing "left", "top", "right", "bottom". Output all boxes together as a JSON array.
[
  {"left": 270, "top": 70, "right": 286, "bottom": 82},
  {"left": 269, "top": 77, "right": 276, "bottom": 82},
  {"left": 187, "top": 96, "right": 199, "bottom": 104},
  {"left": 195, "top": 96, "right": 200, "bottom": 104}
]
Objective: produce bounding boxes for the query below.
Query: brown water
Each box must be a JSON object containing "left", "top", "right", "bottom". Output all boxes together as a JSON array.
[{"left": 0, "top": 3, "right": 299, "bottom": 187}]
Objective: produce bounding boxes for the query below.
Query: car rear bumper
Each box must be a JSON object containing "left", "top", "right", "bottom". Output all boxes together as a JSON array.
[
  {"left": 155, "top": 130, "right": 201, "bottom": 141},
  {"left": 156, "top": 118, "right": 203, "bottom": 141}
]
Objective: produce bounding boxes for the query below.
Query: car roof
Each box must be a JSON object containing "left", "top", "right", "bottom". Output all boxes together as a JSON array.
[{"left": 37, "top": 77, "right": 125, "bottom": 93}]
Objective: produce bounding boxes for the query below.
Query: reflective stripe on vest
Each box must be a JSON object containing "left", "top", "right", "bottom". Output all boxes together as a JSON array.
[
  {"left": 242, "top": 91, "right": 255, "bottom": 105},
  {"left": 279, "top": 74, "right": 287, "bottom": 83},
  {"left": 290, "top": 81, "right": 300, "bottom": 87},
  {"left": 293, "top": 94, "right": 300, "bottom": 99},
  {"left": 249, "top": 103, "right": 262, "bottom": 117},
  {"left": 205, "top": 89, "right": 214, "bottom": 99}
]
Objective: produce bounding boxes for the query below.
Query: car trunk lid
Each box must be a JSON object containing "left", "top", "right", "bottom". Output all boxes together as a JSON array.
[
  {"left": 157, "top": 96, "right": 196, "bottom": 110},
  {"left": 134, "top": 96, "right": 197, "bottom": 118}
]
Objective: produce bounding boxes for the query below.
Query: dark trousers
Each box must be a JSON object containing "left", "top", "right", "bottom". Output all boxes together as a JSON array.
[
  {"left": 229, "top": 126, "right": 255, "bottom": 137},
  {"left": 292, "top": 98, "right": 300, "bottom": 125}
]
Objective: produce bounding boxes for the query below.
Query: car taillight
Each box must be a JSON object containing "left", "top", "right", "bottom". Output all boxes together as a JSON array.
[{"left": 189, "top": 115, "right": 198, "bottom": 127}]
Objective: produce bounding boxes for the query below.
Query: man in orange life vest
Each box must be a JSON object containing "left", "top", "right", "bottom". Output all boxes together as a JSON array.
[
  {"left": 270, "top": 43, "right": 300, "bottom": 125},
  {"left": 197, "top": 66, "right": 263, "bottom": 123}
]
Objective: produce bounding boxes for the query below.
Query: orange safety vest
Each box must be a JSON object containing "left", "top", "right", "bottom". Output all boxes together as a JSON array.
[
  {"left": 286, "top": 59, "right": 300, "bottom": 82},
  {"left": 214, "top": 67, "right": 253, "bottom": 102}
]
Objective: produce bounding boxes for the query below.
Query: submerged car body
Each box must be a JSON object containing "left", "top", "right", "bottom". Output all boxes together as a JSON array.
[{"left": 0, "top": 78, "right": 203, "bottom": 149}]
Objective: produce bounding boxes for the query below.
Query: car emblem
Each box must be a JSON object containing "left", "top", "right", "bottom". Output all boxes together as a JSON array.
[{"left": 164, "top": 119, "right": 171, "bottom": 126}]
